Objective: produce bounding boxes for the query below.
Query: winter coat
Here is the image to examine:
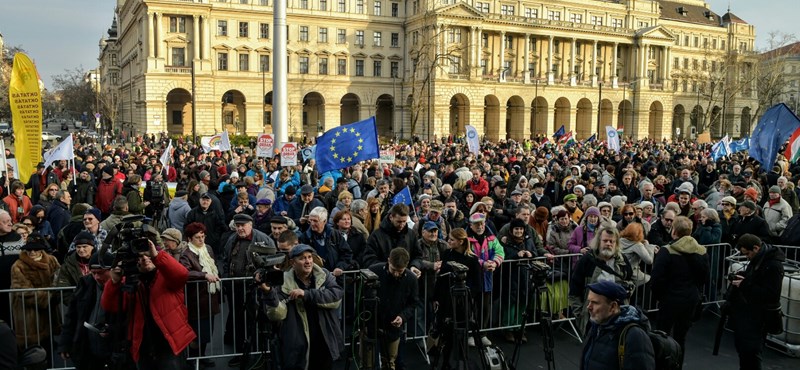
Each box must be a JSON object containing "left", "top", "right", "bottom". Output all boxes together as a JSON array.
[
  {"left": 468, "top": 178, "right": 489, "bottom": 198},
  {"left": 57, "top": 274, "right": 114, "bottom": 366},
  {"left": 3, "top": 194, "right": 33, "bottom": 223},
  {"left": 300, "top": 226, "right": 354, "bottom": 272},
  {"left": 11, "top": 251, "right": 61, "bottom": 346},
  {"left": 415, "top": 238, "right": 447, "bottom": 300},
  {"left": 363, "top": 217, "right": 421, "bottom": 268},
  {"left": 619, "top": 237, "right": 654, "bottom": 286},
  {"left": 287, "top": 198, "right": 325, "bottom": 228},
  {"left": 55, "top": 252, "right": 91, "bottom": 307},
  {"left": 646, "top": 218, "right": 672, "bottom": 247},
  {"left": 222, "top": 229, "right": 275, "bottom": 278},
  {"left": 179, "top": 245, "right": 221, "bottom": 320},
  {"left": 47, "top": 200, "right": 71, "bottom": 238},
  {"left": 264, "top": 264, "right": 344, "bottom": 370},
  {"left": 185, "top": 205, "right": 228, "bottom": 256},
  {"left": 547, "top": 221, "right": 578, "bottom": 255},
  {"left": 167, "top": 197, "right": 192, "bottom": 230},
  {"left": 101, "top": 251, "right": 196, "bottom": 362},
  {"left": 124, "top": 184, "right": 145, "bottom": 215},
  {"left": 368, "top": 263, "right": 419, "bottom": 341},
  {"left": 100, "top": 211, "right": 129, "bottom": 233},
  {"left": 94, "top": 179, "right": 122, "bottom": 215},
  {"left": 730, "top": 214, "right": 770, "bottom": 245},
  {"left": 467, "top": 230, "right": 505, "bottom": 293},
  {"left": 579, "top": 305, "right": 655, "bottom": 370},
  {"left": 728, "top": 243, "right": 785, "bottom": 315},
  {"left": 692, "top": 220, "right": 722, "bottom": 245},
  {"left": 650, "top": 236, "right": 709, "bottom": 306},
  {"left": 69, "top": 177, "right": 96, "bottom": 206},
  {"left": 762, "top": 198, "right": 793, "bottom": 238},
  {"left": 569, "top": 249, "right": 633, "bottom": 332},
  {"left": 782, "top": 185, "right": 799, "bottom": 214}
]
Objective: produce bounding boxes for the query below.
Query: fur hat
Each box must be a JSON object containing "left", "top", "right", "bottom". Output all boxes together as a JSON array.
[{"left": 533, "top": 207, "right": 549, "bottom": 222}]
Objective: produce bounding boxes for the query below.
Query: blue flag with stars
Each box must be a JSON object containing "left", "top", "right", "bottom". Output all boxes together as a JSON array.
[
  {"left": 392, "top": 186, "right": 413, "bottom": 207},
  {"left": 315, "top": 117, "right": 380, "bottom": 174}
]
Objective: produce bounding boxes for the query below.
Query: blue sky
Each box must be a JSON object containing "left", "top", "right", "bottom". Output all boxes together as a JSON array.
[{"left": 0, "top": 0, "right": 797, "bottom": 90}]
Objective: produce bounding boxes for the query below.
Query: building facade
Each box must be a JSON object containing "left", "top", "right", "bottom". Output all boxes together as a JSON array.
[
  {"left": 99, "top": 0, "right": 757, "bottom": 141},
  {"left": 761, "top": 42, "right": 800, "bottom": 115}
]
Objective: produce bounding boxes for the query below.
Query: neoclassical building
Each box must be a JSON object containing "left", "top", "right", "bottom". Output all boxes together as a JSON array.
[{"left": 98, "top": 0, "right": 757, "bottom": 141}]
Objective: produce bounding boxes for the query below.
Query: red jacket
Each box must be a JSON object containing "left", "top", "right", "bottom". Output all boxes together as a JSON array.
[
  {"left": 3, "top": 194, "right": 33, "bottom": 223},
  {"left": 101, "top": 252, "right": 196, "bottom": 362},
  {"left": 468, "top": 178, "right": 489, "bottom": 198},
  {"left": 95, "top": 179, "right": 122, "bottom": 214}
]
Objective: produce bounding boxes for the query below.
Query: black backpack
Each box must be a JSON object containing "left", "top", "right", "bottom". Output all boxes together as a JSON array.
[
  {"left": 779, "top": 214, "right": 800, "bottom": 246},
  {"left": 618, "top": 323, "right": 682, "bottom": 370}
]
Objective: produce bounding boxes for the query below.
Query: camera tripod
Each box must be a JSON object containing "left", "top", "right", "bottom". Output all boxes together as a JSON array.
[
  {"left": 507, "top": 274, "right": 556, "bottom": 370},
  {"left": 239, "top": 283, "right": 279, "bottom": 370},
  {"left": 345, "top": 279, "right": 380, "bottom": 370}
]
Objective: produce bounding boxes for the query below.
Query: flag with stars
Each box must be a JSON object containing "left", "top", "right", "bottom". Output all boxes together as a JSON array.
[{"left": 315, "top": 116, "right": 380, "bottom": 174}]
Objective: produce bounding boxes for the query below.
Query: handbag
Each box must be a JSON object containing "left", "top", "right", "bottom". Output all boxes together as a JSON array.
[{"left": 765, "top": 305, "right": 784, "bottom": 335}]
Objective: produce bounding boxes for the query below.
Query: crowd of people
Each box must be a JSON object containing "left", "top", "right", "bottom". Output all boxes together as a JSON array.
[{"left": 0, "top": 132, "right": 794, "bottom": 370}]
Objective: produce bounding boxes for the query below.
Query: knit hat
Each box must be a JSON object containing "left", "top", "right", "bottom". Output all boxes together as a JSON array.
[
  {"left": 574, "top": 185, "right": 586, "bottom": 194},
  {"left": 721, "top": 196, "right": 737, "bottom": 206},
  {"left": 89, "top": 252, "right": 115, "bottom": 269},
  {"left": 73, "top": 231, "right": 96, "bottom": 247},
  {"left": 85, "top": 208, "right": 102, "bottom": 221},
  {"left": 769, "top": 185, "right": 781, "bottom": 194},
  {"left": 676, "top": 182, "right": 694, "bottom": 194},
  {"left": 639, "top": 201, "right": 654, "bottom": 210},
  {"left": 610, "top": 195, "right": 627, "bottom": 210},
  {"left": 469, "top": 213, "right": 486, "bottom": 223},
  {"left": 597, "top": 201, "right": 613, "bottom": 211},
  {"left": 510, "top": 218, "right": 526, "bottom": 230},
  {"left": 584, "top": 206, "right": 601, "bottom": 218},
  {"left": 199, "top": 170, "right": 210, "bottom": 179},
  {"left": 161, "top": 228, "right": 183, "bottom": 243},
  {"left": 744, "top": 188, "right": 758, "bottom": 201},
  {"left": 739, "top": 200, "right": 757, "bottom": 211},
  {"left": 533, "top": 207, "right": 549, "bottom": 222}
]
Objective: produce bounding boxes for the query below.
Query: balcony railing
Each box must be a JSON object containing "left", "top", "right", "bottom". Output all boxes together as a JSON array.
[{"left": 165, "top": 66, "right": 192, "bottom": 74}]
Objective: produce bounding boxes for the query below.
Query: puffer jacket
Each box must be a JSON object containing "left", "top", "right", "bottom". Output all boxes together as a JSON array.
[
  {"left": 264, "top": 264, "right": 344, "bottom": 370},
  {"left": 762, "top": 198, "right": 793, "bottom": 238},
  {"left": 467, "top": 229, "right": 505, "bottom": 293},
  {"left": 101, "top": 251, "right": 196, "bottom": 362},
  {"left": 546, "top": 221, "right": 577, "bottom": 255},
  {"left": 579, "top": 305, "right": 655, "bottom": 370}
]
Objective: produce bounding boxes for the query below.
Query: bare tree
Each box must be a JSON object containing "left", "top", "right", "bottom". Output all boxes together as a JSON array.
[
  {"left": 755, "top": 32, "right": 798, "bottom": 118},
  {"left": 98, "top": 88, "right": 120, "bottom": 134},
  {"left": 52, "top": 67, "right": 95, "bottom": 121}
]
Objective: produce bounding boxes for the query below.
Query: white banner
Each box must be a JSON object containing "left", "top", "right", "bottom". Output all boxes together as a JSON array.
[
  {"left": 605, "top": 126, "right": 620, "bottom": 152},
  {"left": 256, "top": 134, "right": 275, "bottom": 157},
  {"left": 280, "top": 142, "right": 298, "bottom": 167},
  {"left": 219, "top": 130, "right": 232, "bottom": 151},
  {"left": 466, "top": 125, "right": 480, "bottom": 154},
  {"left": 159, "top": 140, "right": 173, "bottom": 169}
]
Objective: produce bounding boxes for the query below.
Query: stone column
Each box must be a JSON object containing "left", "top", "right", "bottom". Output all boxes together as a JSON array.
[
  {"left": 642, "top": 44, "right": 649, "bottom": 86},
  {"left": 146, "top": 12, "right": 154, "bottom": 58},
  {"left": 499, "top": 31, "right": 506, "bottom": 81},
  {"left": 156, "top": 13, "right": 164, "bottom": 59},
  {"left": 193, "top": 15, "right": 200, "bottom": 60},
  {"left": 524, "top": 33, "right": 531, "bottom": 83},
  {"left": 547, "top": 35, "right": 554, "bottom": 84},
  {"left": 469, "top": 26, "right": 476, "bottom": 77},
  {"left": 570, "top": 38, "right": 577, "bottom": 86},
  {"left": 591, "top": 40, "right": 598, "bottom": 87},
  {"left": 612, "top": 42, "right": 619, "bottom": 87},
  {"left": 203, "top": 16, "right": 211, "bottom": 60}
]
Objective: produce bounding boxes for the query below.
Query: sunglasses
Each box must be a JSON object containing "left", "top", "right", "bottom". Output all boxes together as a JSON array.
[{"left": 624, "top": 212, "right": 634, "bottom": 216}]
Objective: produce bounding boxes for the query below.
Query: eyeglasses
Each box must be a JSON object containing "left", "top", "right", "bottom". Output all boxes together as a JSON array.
[
  {"left": 722, "top": 203, "right": 732, "bottom": 206},
  {"left": 624, "top": 212, "right": 634, "bottom": 216},
  {"left": 22, "top": 222, "right": 33, "bottom": 226},
  {"left": 83, "top": 218, "right": 96, "bottom": 222}
]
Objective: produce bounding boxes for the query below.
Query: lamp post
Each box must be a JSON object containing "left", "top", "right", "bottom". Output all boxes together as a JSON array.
[{"left": 262, "top": 61, "right": 266, "bottom": 130}]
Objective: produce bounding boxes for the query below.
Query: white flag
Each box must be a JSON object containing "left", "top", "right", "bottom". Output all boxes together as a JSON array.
[
  {"left": 605, "top": 126, "right": 620, "bottom": 152},
  {"left": 219, "top": 130, "right": 232, "bottom": 151},
  {"left": 465, "top": 125, "right": 480, "bottom": 155},
  {"left": 43, "top": 133, "right": 75, "bottom": 169},
  {"left": 159, "top": 140, "right": 173, "bottom": 169}
]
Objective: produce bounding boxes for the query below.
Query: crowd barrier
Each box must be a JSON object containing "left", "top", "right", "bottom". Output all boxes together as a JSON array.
[{"left": 2, "top": 243, "right": 799, "bottom": 369}]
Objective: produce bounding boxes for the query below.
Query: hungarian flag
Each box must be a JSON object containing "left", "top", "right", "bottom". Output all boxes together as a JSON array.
[
  {"left": 786, "top": 127, "right": 800, "bottom": 163},
  {"left": 558, "top": 131, "right": 575, "bottom": 146}
]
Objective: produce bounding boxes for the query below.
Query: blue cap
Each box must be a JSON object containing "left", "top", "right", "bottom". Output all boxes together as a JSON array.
[
  {"left": 587, "top": 281, "right": 628, "bottom": 304},
  {"left": 289, "top": 244, "right": 317, "bottom": 259},
  {"left": 422, "top": 221, "right": 439, "bottom": 231}
]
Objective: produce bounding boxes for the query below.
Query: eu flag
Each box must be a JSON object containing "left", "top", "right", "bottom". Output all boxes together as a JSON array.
[
  {"left": 553, "top": 125, "right": 565, "bottom": 139},
  {"left": 315, "top": 117, "right": 380, "bottom": 174},
  {"left": 749, "top": 104, "right": 800, "bottom": 172},
  {"left": 392, "top": 186, "right": 413, "bottom": 206}
]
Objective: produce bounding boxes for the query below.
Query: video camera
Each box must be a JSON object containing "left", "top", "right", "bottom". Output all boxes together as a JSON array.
[
  {"left": 252, "top": 250, "right": 286, "bottom": 287},
  {"left": 525, "top": 260, "right": 552, "bottom": 288},
  {"left": 358, "top": 268, "right": 380, "bottom": 289},
  {"left": 438, "top": 261, "right": 469, "bottom": 284},
  {"left": 103, "top": 214, "right": 161, "bottom": 291}
]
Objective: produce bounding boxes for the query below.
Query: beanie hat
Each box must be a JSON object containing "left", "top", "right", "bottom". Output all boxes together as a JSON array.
[
  {"left": 161, "top": 228, "right": 183, "bottom": 243},
  {"left": 510, "top": 218, "right": 526, "bottom": 230},
  {"left": 744, "top": 188, "right": 758, "bottom": 201},
  {"left": 199, "top": 170, "right": 210, "bottom": 179},
  {"left": 85, "top": 208, "right": 102, "bottom": 221},
  {"left": 584, "top": 206, "right": 601, "bottom": 218},
  {"left": 73, "top": 231, "right": 96, "bottom": 247},
  {"left": 574, "top": 185, "right": 586, "bottom": 194},
  {"left": 769, "top": 185, "right": 781, "bottom": 194}
]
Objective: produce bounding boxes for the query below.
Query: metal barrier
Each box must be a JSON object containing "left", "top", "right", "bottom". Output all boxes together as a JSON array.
[{"left": 4, "top": 242, "right": 798, "bottom": 368}]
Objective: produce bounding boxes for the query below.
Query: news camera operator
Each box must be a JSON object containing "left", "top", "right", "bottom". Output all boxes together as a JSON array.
[
  {"left": 143, "top": 172, "right": 169, "bottom": 221},
  {"left": 101, "top": 236, "right": 196, "bottom": 369},
  {"left": 258, "top": 244, "right": 344, "bottom": 370}
]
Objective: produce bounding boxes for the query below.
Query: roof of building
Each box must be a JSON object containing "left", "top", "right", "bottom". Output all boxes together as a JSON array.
[
  {"left": 721, "top": 12, "right": 749, "bottom": 25},
  {"left": 762, "top": 41, "right": 800, "bottom": 60},
  {"left": 658, "top": 1, "right": 722, "bottom": 27}
]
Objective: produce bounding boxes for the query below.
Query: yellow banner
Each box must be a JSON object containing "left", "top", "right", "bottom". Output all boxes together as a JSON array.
[{"left": 9, "top": 53, "right": 43, "bottom": 184}]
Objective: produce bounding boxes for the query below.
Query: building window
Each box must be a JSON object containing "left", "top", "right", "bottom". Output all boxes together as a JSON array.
[
  {"left": 481, "top": 59, "right": 487, "bottom": 75},
  {"left": 450, "top": 56, "right": 461, "bottom": 74},
  {"left": 529, "top": 37, "right": 537, "bottom": 51},
  {"left": 373, "top": 60, "right": 382, "bottom": 76},
  {"left": 448, "top": 28, "right": 462, "bottom": 43},
  {"left": 172, "top": 47, "right": 186, "bottom": 66},
  {"left": 683, "top": 58, "right": 688, "bottom": 69},
  {"left": 528, "top": 62, "right": 536, "bottom": 77},
  {"left": 721, "top": 40, "right": 726, "bottom": 50},
  {"left": 391, "top": 32, "right": 399, "bottom": 47},
  {"left": 476, "top": 2, "right": 489, "bottom": 13},
  {"left": 673, "top": 57, "right": 679, "bottom": 69},
  {"left": 711, "top": 61, "right": 717, "bottom": 72},
  {"left": 338, "top": 0, "right": 346, "bottom": 12},
  {"left": 111, "top": 54, "right": 117, "bottom": 66},
  {"left": 300, "top": 26, "right": 309, "bottom": 41},
  {"left": 374, "top": 1, "right": 382, "bottom": 15},
  {"left": 319, "top": 27, "right": 328, "bottom": 43},
  {"left": 356, "top": 59, "right": 365, "bottom": 76},
  {"left": 694, "top": 37, "right": 699, "bottom": 47},
  {"left": 356, "top": 0, "right": 364, "bottom": 13},
  {"left": 611, "top": 18, "right": 622, "bottom": 28},
  {"left": 702, "top": 60, "right": 708, "bottom": 71},
  {"left": 590, "top": 15, "right": 603, "bottom": 26},
  {"left": 260, "top": 54, "right": 270, "bottom": 71},
  {"left": 481, "top": 33, "right": 488, "bottom": 47},
  {"left": 239, "top": 53, "right": 249, "bottom": 71},
  {"left": 337, "top": 29, "right": 347, "bottom": 44},
  {"left": 412, "top": 31, "right": 419, "bottom": 45},
  {"left": 412, "top": 0, "right": 418, "bottom": 13},
  {"left": 693, "top": 59, "right": 698, "bottom": 70},
  {"left": 338, "top": 58, "right": 347, "bottom": 75},
  {"left": 319, "top": 0, "right": 327, "bottom": 11},
  {"left": 391, "top": 61, "right": 399, "bottom": 77},
  {"left": 299, "top": 56, "right": 309, "bottom": 74},
  {"left": 356, "top": 30, "right": 364, "bottom": 46},
  {"left": 239, "top": 22, "right": 248, "bottom": 37},
  {"left": 373, "top": 31, "right": 382, "bottom": 46},
  {"left": 218, "top": 52, "right": 228, "bottom": 70},
  {"left": 391, "top": 2, "right": 399, "bottom": 17},
  {"left": 217, "top": 20, "right": 228, "bottom": 36},
  {"left": 504, "top": 34, "right": 513, "bottom": 49},
  {"left": 503, "top": 61, "right": 512, "bottom": 77},
  {"left": 712, "top": 39, "right": 718, "bottom": 49},
  {"left": 501, "top": 4, "right": 515, "bottom": 16},
  {"left": 570, "top": 13, "right": 582, "bottom": 23},
  {"left": 552, "top": 63, "right": 559, "bottom": 75},
  {"left": 319, "top": 58, "right": 328, "bottom": 74},
  {"left": 547, "top": 11, "right": 561, "bottom": 21},
  {"left": 525, "top": 8, "right": 538, "bottom": 18},
  {"left": 259, "top": 23, "right": 270, "bottom": 38},
  {"left": 299, "top": 0, "right": 309, "bottom": 9},
  {"left": 259, "top": 0, "right": 269, "bottom": 5},
  {"left": 169, "top": 17, "right": 186, "bottom": 33},
  {"left": 637, "top": 21, "right": 649, "bottom": 28}
]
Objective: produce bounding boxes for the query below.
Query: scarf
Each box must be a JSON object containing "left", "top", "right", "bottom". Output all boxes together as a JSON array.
[
  {"left": 768, "top": 198, "right": 781, "bottom": 207},
  {"left": 189, "top": 243, "right": 221, "bottom": 294}
]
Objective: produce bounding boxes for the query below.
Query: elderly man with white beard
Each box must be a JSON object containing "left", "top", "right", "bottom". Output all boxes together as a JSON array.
[{"left": 568, "top": 226, "right": 635, "bottom": 335}]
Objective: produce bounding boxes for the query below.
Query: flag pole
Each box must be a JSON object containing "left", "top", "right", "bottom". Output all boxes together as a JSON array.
[{"left": 0, "top": 140, "right": 8, "bottom": 196}]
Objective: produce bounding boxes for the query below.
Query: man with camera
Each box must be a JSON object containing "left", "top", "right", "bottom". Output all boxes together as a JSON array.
[
  {"left": 727, "top": 234, "right": 785, "bottom": 370},
  {"left": 260, "top": 244, "right": 344, "bottom": 370},
  {"left": 101, "top": 238, "right": 196, "bottom": 369},
  {"left": 368, "top": 247, "right": 419, "bottom": 370}
]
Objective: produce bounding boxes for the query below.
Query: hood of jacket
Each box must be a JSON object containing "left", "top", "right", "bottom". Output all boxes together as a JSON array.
[
  {"left": 668, "top": 235, "right": 707, "bottom": 255},
  {"left": 594, "top": 305, "right": 650, "bottom": 333},
  {"left": 619, "top": 238, "right": 644, "bottom": 254}
]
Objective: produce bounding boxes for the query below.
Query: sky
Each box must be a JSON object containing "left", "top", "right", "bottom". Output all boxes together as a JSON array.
[{"left": 0, "top": 0, "right": 797, "bottom": 90}]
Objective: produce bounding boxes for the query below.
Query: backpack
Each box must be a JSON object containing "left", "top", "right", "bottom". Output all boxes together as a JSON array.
[
  {"left": 779, "top": 213, "right": 800, "bottom": 246},
  {"left": 618, "top": 323, "right": 682, "bottom": 370}
]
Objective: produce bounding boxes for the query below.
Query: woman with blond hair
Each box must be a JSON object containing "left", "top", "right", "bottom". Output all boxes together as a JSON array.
[{"left": 365, "top": 197, "right": 383, "bottom": 233}]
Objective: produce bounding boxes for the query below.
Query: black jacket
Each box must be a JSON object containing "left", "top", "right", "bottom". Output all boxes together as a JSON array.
[
  {"left": 650, "top": 236, "right": 710, "bottom": 306},
  {"left": 47, "top": 199, "right": 71, "bottom": 238},
  {"left": 57, "top": 274, "right": 114, "bottom": 365},
  {"left": 363, "top": 217, "right": 421, "bottom": 268},
  {"left": 185, "top": 206, "right": 228, "bottom": 255},
  {"left": 300, "top": 226, "right": 354, "bottom": 272},
  {"left": 579, "top": 305, "right": 655, "bottom": 370},
  {"left": 646, "top": 219, "right": 672, "bottom": 247},
  {"left": 69, "top": 177, "right": 96, "bottom": 206},
  {"left": 730, "top": 214, "right": 770, "bottom": 245},
  {"left": 729, "top": 243, "right": 785, "bottom": 313},
  {"left": 368, "top": 262, "right": 419, "bottom": 341}
]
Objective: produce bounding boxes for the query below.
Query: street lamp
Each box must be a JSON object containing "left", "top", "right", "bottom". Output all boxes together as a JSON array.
[{"left": 262, "top": 61, "right": 266, "bottom": 130}]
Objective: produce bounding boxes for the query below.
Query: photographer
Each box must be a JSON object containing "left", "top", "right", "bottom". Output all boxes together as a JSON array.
[
  {"left": 101, "top": 238, "right": 196, "bottom": 369},
  {"left": 144, "top": 173, "right": 169, "bottom": 221},
  {"left": 369, "top": 248, "right": 420, "bottom": 370},
  {"left": 727, "top": 234, "right": 785, "bottom": 370},
  {"left": 260, "top": 245, "right": 344, "bottom": 370}
]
